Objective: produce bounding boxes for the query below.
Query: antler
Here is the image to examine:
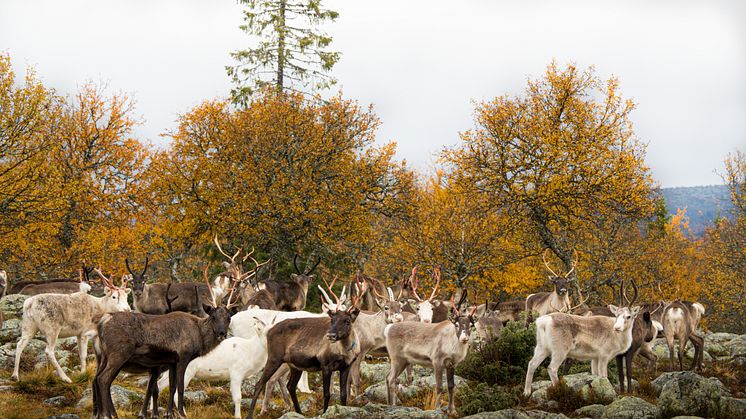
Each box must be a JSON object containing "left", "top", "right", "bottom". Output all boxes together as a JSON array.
[
  {"left": 203, "top": 265, "right": 218, "bottom": 307},
  {"left": 94, "top": 268, "right": 115, "bottom": 289},
  {"left": 567, "top": 281, "right": 590, "bottom": 312},
  {"left": 241, "top": 246, "right": 255, "bottom": 263},
  {"left": 542, "top": 249, "right": 560, "bottom": 277},
  {"left": 429, "top": 267, "right": 441, "bottom": 301},
  {"left": 348, "top": 275, "right": 367, "bottom": 312},
  {"left": 371, "top": 283, "right": 388, "bottom": 301},
  {"left": 565, "top": 250, "right": 578, "bottom": 278},
  {"left": 214, "top": 235, "right": 241, "bottom": 265},
  {"left": 321, "top": 275, "right": 341, "bottom": 310},
  {"left": 410, "top": 267, "right": 423, "bottom": 302},
  {"left": 628, "top": 278, "right": 639, "bottom": 307}
]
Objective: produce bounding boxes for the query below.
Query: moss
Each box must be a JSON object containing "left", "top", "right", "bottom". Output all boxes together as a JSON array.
[{"left": 457, "top": 382, "right": 519, "bottom": 416}]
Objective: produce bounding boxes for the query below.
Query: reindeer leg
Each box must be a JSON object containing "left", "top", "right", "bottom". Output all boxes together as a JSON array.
[
  {"left": 247, "top": 357, "right": 283, "bottom": 419},
  {"left": 78, "top": 333, "right": 89, "bottom": 373},
  {"left": 433, "top": 363, "right": 444, "bottom": 410},
  {"left": 677, "top": 336, "right": 685, "bottom": 371},
  {"left": 339, "top": 366, "right": 351, "bottom": 406},
  {"left": 175, "top": 362, "right": 188, "bottom": 418},
  {"left": 139, "top": 370, "right": 158, "bottom": 419},
  {"left": 44, "top": 330, "right": 72, "bottom": 383},
  {"left": 666, "top": 332, "right": 676, "bottom": 371},
  {"left": 287, "top": 367, "right": 303, "bottom": 414},
  {"left": 167, "top": 365, "right": 177, "bottom": 419},
  {"left": 446, "top": 366, "right": 456, "bottom": 415},
  {"left": 626, "top": 351, "right": 634, "bottom": 392},
  {"left": 97, "top": 356, "right": 125, "bottom": 418},
  {"left": 349, "top": 356, "right": 361, "bottom": 398},
  {"left": 11, "top": 318, "right": 37, "bottom": 381},
  {"left": 321, "top": 369, "right": 332, "bottom": 413},
  {"left": 386, "top": 358, "right": 408, "bottom": 406},
  {"left": 524, "top": 346, "right": 550, "bottom": 396},
  {"left": 616, "top": 355, "right": 625, "bottom": 393},
  {"left": 229, "top": 370, "right": 242, "bottom": 419},
  {"left": 689, "top": 333, "right": 704, "bottom": 371},
  {"left": 547, "top": 352, "right": 566, "bottom": 383}
]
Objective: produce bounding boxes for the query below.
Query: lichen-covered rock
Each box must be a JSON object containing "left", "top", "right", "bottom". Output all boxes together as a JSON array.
[
  {"left": 0, "top": 318, "right": 22, "bottom": 343},
  {"left": 184, "top": 390, "right": 207, "bottom": 403},
  {"left": 0, "top": 294, "right": 29, "bottom": 319},
  {"left": 705, "top": 332, "right": 739, "bottom": 343},
  {"left": 525, "top": 410, "right": 569, "bottom": 418},
  {"left": 727, "top": 335, "right": 746, "bottom": 357},
  {"left": 278, "top": 413, "right": 305, "bottom": 419},
  {"left": 0, "top": 339, "right": 46, "bottom": 369},
  {"left": 529, "top": 373, "right": 616, "bottom": 405},
  {"left": 319, "top": 403, "right": 448, "bottom": 418},
  {"left": 650, "top": 338, "right": 712, "bottom": 362},
  {"left": 652, "top": 371, "right": 728, "bottom": 417},
  {"left": 413, "top": 373, "right": 466, "bottom": 389},
  {"left": 462, "top": 410, "right": 530, "bottom": 419},
  {"left": 318, "top": 404, "right": 368, "bottom": 418},
  {"left": 364, "top": 381, "right": 421, "bottom": 403},
  {"left": 76, "top": 384, "right": 141, "bottom": 409},
  {"left": 360, "top": 362, "right": 432, "bottom": 384},
  {"left": 574, "top": 404, "right": 606, "bottom": 419},
  {"left": 43, "top": 395, "right": 68, "bottom": 406},
  {"left": 45, "top": 415, "right": 79, "bottom": 419},
  {"left": 720, "top": 396, "right": 746, "bottom": 418},
  {"left": 602, "top": 396, "right": 659, "bottom": 418}
]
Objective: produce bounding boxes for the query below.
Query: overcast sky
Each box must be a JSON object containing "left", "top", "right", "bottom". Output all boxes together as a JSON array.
[{"left": 2, "top": 0, "right": 744, "bottom": 187}]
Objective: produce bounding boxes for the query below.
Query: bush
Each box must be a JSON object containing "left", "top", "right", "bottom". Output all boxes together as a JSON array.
[
  {"left": 457, "top": 382, "right": 520, "bottom": 416},
  {"left": 456, "top": 319, "right": 537, "bottom": 385}
]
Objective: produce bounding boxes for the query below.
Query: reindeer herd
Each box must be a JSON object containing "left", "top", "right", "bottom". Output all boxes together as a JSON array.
[{"left": 0, "top": 246, "right": 708, "bottom": 418}]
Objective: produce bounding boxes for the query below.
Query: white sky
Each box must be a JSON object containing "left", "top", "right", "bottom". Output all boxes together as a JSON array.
[{"left": 2, "top": 0, "right": 744, "bottom": 187}]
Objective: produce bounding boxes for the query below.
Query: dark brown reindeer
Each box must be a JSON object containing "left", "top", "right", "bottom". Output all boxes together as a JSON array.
[
  {"left": 246, "top": 276, "right": 365, "bottom": 418},
  {"left": 126, "top": 257, "right": 213, "bottom": 317},
  {"left": 525, "top": 250, "right": 577, "bottom": 316},
  {"left": 257, "top": 254, "right": 319, "bottom": 311},
  {"left": 91, "top": 266, "right": 238, "bottom": 419}
]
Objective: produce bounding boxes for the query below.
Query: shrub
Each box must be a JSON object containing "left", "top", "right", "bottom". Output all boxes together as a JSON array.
[
  {"left": 457, "top": 382, "right": 520, "bottom": 416},
  {"left": 456, "top": 319, "right": 537, "bottom": 385}
]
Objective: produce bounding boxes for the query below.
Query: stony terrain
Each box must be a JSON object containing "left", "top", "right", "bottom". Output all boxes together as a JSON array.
[{"left": 0, "top": 293, "right": 744, "bottom": 418}]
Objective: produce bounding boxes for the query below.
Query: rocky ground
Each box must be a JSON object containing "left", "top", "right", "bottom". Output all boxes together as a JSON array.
[{"left": 0, "top": 293, "right": 744, "bottom": 418}]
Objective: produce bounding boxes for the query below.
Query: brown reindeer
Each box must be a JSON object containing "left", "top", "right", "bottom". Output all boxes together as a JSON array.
[
  {"left": 257, "top": 254, "right": 318, "bottom": 311},
  {"left": 90, "top": 266, "right": 238, "bottom": 419},
  {"left": 525, "top": 250, "right": 577, "bottom": 316},
  {"left": 245, "top": 276, "right": 364, "bottom": 418},
  {"left": 14, "top": 262, "right": 97, "bottom": 296},
  {"left": 126, "top": 257, "right": 214, "bottom": 317}
]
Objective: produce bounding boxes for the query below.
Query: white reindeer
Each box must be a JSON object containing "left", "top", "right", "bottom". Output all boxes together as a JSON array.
[
  {"left": 12, "top": 270, "right": 131, "bottom": 383},
  {"left": 523, "top": 304, "right": 641, "bottom": 396}
]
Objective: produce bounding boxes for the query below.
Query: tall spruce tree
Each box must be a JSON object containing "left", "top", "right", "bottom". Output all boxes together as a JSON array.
[{"left": 227, "top": 0, "right": 340, "bottom": 105}]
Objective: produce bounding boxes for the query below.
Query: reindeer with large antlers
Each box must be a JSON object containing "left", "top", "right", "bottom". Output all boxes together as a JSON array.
[
  {"left": 384, "top": 291, "right": 479, "bottom": 415},
  {"left": 410, "top": 267, "right": 447, "bottom": 323},
  {"left": 245, "top": 275, "right": 365, "bottom": 418},
  {"left": 90, "top": 266, "right": 238, "bottom": 419},
  {"left": 525, "top": 250, "right": 579, "bottom": 316},
  {"left": 213, "top": 236, "right": 270, "bottom": 304},
  {"left": 12, "top": 269, "right": 131, "bottom": 383}
]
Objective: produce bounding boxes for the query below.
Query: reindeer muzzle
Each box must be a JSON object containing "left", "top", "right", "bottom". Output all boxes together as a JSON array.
[
  {"left": 327, "top": 332, "right": 339, "bottom": 342},
  {"left": 558, "top": 288, "right": 567, "bottom": 295}
]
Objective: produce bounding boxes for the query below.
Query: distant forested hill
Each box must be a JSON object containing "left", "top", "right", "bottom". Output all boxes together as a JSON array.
[{"left": 660, "top": 185, "right": 733, "bottom": 236}]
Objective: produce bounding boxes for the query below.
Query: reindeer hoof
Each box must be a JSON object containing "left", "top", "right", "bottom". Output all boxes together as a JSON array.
[{"left": 10, "top": 374, "right": 18, "bottom": 381}]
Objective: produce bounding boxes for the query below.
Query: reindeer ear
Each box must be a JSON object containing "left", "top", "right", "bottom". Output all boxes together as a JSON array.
[
  {"left": 630, "top": 306, "right": 641, "bottom": 317},
  {"left": 203, "top": 305, "right": 215, "bottom": 315},
  {"left": 222, "top": 261, "right": 231, "bottom": 269},
  {"left": 608, "top": 304, "right": 619, "bottom": 315},
  {"left": 291, "top": 273, "right": 299, "bottom": 281},
  {"left": 432, "top": 300, "right": 441, "bottom": 307},
  {"left": 124, "top": 288, "right": 132, "bottom": 294}
]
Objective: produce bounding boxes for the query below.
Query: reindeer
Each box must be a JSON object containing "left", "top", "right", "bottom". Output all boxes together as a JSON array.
[
  {"left": 384, "top": 295, "right": 478, "bottom": 415},
  {"left": 576, "top": 280, "right": 662, "bottom": 392},
  {"left": 475, "top": 299, "right": 504, "bottom": 341},
  {"left": 245, "top": 276, "right": 364, "bottom": 418},
  {"left": 523, "top": 290, "right": 641, "bottom": 397},
  {"left": 12, "top": 269, "right": 131, "bottom": 383},
  {"left": 212, "top": 236, "right": 269, "bottom": 304},
  {"left": 409, "top": 267, "right": 446, "bottom": 323},
  {"left": 662, "top": 300, "right": 702, "bottom": 371},
  {"left": 525, "top": 250, "right": 578, "bottom": 317},
  {"left": 90, "top": 266, "right": 237, "bottom": 419},
  {"left": 13, "top": 263, "right": 96, "bottom": 296},
  {"left": 126, "top": 257, "right": 213, "bottom": 316},
  {"left": 0, "top": 270, "right": 8, "bottom": 297},
  {"left": 257, "top": 254, "right": 318, "bottom": 311}
]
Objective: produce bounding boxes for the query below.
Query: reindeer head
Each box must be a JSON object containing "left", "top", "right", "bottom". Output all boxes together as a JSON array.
[
  {"left": 542, "top": 250, "right": 577, "bottom": 296},
  {"left": 449, "top": 292, "right": 478, "bottom": 344},
  {"left": 318, "top": 275, "right": 348, "bottom": 312},
  {"left": 214, "top": 236, "right": 269, "bottom": 303},
  {"left": 608, "top": 278, "right": 641, "bottom": 332},
  {"left": 372, "top": 284, "right": 405, "bottom": 323},
  {"left": 94, "top": 269, "right": 132, "bottom": 312},
  {"left": 323, "top": 275, "right": 364, "bottom": 343},
  {"left": 411, "top": 267, "right": 443, "bottom": 324},
  {"left": 291, "top": 254, "right": 320, "bottom": 293},
  {"left": 125, "top": 257, "right": 149, "bottom": 299},
  {"left": 202, "top": 265, "right": 239, "bottom": 341}
]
